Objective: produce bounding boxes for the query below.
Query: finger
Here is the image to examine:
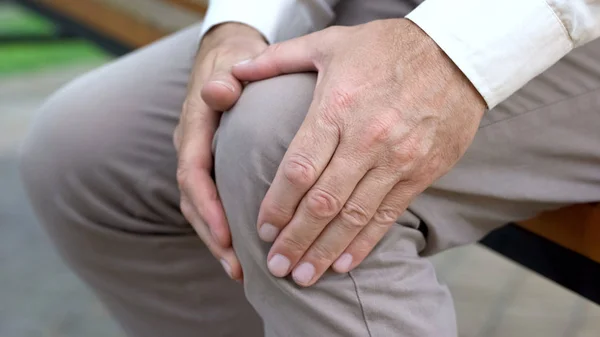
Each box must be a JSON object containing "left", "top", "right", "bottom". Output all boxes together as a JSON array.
[
  {"left": 332, "top": 183, "right": 415, "bottom": 274},
  {"left": 232, "top": 33, "right": 318, "bottom": 81},
  {"left": 179, "top": 167, "right": 230, "bottom": 246},
  {"left": 173, "top": 124, "right": 182, "bottom": 150},
  {"left": 180, "top": 197, "right": 243, "bottom": 280},
  {"left": 177, "top": 101, "right": 231, "bottom": 247},
  {"left": 291, "top": 169, "right": 397, "bottom": 286},
  {"left": 264, "top": 145, "right": 371, "bottom": 279},
  {"left": 256, "top": 102, "right": 339, "bottom": 242}
]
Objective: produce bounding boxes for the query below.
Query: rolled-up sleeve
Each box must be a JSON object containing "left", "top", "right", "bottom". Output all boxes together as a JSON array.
[{"left": 406, "top": 0, "right": 600, "bottom": 108}]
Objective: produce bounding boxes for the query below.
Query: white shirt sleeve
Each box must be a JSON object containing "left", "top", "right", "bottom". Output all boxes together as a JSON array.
[
  {"left": 199, "top": 0, "right": 339, "bottom": 44},
  {"left": 406, "top": 0, "right": 600, "bottom": 108}
]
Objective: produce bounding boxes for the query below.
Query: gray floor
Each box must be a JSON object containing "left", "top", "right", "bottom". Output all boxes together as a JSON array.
[{"left": 1, "top": 62, "right": 598, "bottom": 337}]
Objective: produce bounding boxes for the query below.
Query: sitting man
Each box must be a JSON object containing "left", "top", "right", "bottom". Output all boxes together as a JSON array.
[{"left": 19, "top": 0, "right": 600, "bottom": 336}]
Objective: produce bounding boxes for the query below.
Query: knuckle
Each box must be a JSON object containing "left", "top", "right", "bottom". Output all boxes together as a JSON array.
[
  {"left": 349, "top": 237, "right": 371, "bottom": 256},
  {"left": 338, "top": 202, "right": 370, "bottom": 231},
  {"left": 305, "top": 188, "right": 343, "bottom": 220},
  {"left": 352, "top": 223, "right": 393, "bottom": 256},
  {"left": 353, "top": 237, "right": 376, "bottom": 257},
  {"left": 176, "top": 165, "right": 190, "bottom": 189},
  {"left": 314, "top": 107, "right": 343, "bottom": 136},
  {"left": 179, "top": 198, "right": 199, "bottom": 226},
  {"left": 182, "top": 97, "right": 194, "bottom": 110},
  {"left": 363, "top": 120, "right": 394, "bottom": 147},
  {"left": 372, "top": 207, "right": 399, "bottom": 225},
  {"left": 267, "top": 42, "right": 282, "bottom": 56},
  {"left": 179, "top": 199, "right": 192, "bottom": 218},
  {"left": 279, "top": 235, "right": 309, "bottom": 255},
  {"left": 422, "top": 153, "right": 444, "bottom": 177},
  {"left": 327, "top": 86, "right": 356, "bottom": 111},
  {"left": 310, "top": 244, "right": 337, "bottom": 263},
  {"left": 173, "top": 125, "right": 182, "bottom": 150},
  {"left": 261, "top": 200, "right": 294, "bottom": 222},
  {"left": 265, "top": 43, "right": 285, "bottom": 72},
  {"left": 182, "top": 95, "right": 203, "bottom": 113},
  {"left": 282, "top": 154, "right": 317, "bottom": 188},
  {"left": 390, "top": 142, "right": 420, "bottom": 166}
]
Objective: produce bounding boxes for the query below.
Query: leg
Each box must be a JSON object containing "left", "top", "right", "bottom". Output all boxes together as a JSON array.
[
  {"left": 213, "top": 73, "right": 456, "bottom": 337},
  {"left": 208, "top": 1, "right": 459, "bottom": 335},
  {"left": 21, "top": 2, "right": 599, "bottom": 337},
  {"left": 211, "top": 4, "right": 600, "bottom": 337},
  {"left": 413, "top": 35, "right": 600, "bottom": 255},
  {"left": 22, "top": 2, "right": 441, "bottom": 336},
  {"left": 19, "top": 25, "right": 263, "bottom": 337},
  {"left": 21, "top": 1, "right": 458, "bottom": 335}
]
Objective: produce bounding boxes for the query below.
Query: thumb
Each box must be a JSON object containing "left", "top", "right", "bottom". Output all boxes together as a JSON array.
[
  {"left": 232, "top": 34, "right": 318, "bottom": 81},
  {"left": 202, "top": 42, "right": 268, "bottom": 111},
  {"left": 201, "top": 70, "right": 242, "bottom": 112}
]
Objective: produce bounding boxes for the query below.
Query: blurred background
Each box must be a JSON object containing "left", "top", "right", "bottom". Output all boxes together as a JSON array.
[{"left": 0, "top": 0, "right": 598, "bottom": 336}]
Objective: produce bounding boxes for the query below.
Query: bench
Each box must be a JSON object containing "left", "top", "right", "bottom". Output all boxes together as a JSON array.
[{"left": 15, "top": 0, "right": 206, "bottom": 53}]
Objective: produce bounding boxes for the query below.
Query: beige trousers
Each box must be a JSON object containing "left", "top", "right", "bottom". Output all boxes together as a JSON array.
[{"left": 19, "top": 1, "right": 600, "bottom": 336}]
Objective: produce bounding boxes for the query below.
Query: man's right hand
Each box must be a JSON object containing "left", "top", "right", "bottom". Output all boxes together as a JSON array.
[{"left": 174, "top": 23, "right": 267, "bottom": 282}]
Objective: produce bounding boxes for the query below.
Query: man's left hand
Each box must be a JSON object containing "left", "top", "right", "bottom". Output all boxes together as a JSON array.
[{"left": 233, "top": 19, "right": 486, "bottom": 287}]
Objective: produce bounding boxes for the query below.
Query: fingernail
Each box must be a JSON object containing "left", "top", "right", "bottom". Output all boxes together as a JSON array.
[
  {"left": 333, "top": 253, "right": 353, "bottom": 273},
  {"left": 292, "top": 262, "right": 315, "bottom": 286},
  {"left": 267, "top": 254, "right": 290, "bottom": 277},
  {"left": 220, "top": 259, "right": 233, "bottom": 278},
  {"left": 210, "top": 80, "right": 235, "bottom": 92},
  {"left": 234, "top": 59, "right": 252, "bottom": 66},
  {"left": 258, "top": 223, "right": 279, "bottom": 242}
]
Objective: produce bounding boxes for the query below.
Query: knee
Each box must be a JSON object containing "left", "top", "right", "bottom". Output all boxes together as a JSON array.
[
  {"left": 214, "top": 73, "right": 317, "bottom": 176},
  {"left": 212, "top": 73, "right": 317, "bottom": 267},
  {"left": 21, "top": 88, "right": 90, "bottom": 197}
]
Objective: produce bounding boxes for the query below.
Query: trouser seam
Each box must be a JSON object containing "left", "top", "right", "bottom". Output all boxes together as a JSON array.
[{"left": 348, "top": 272, "right": 374, "bottom": 337}]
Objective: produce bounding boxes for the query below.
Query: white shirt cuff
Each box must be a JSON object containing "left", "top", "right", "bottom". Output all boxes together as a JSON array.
[
  {"left": 406, "top": 0, "right": 574, "bottom": 108},
  {"left": 199, "top": 0, "right": 335, "bottom": 44}
]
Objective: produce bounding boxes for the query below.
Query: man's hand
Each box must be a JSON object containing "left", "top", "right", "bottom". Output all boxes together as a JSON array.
[
  {"left": 233, "top": 19, "right": 486, "bottom": 286},
  {"left": 175, "top": 23, "right": 267, "bottom": 281}
]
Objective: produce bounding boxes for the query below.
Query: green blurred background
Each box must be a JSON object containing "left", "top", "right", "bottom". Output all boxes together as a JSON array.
[{"left": 0, "top": 3, "right": 108, "bottom": 76}]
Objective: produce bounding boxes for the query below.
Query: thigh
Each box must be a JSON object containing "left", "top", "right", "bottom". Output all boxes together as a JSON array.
[
  {"left": 19, "top": 25, "right": 262, "bottom": 337},
  {"left": 414, "top": 38, "right": 600, "bottom": 254}
]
